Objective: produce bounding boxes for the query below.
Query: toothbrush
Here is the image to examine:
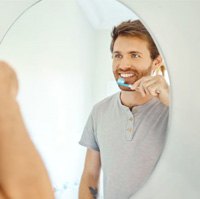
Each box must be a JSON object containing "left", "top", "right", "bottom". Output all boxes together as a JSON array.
[
  {"left": 117, "top": 77, "right": 160, "bottom": 94},
  {"left": 117, "top": 77, "right": 132, "bottom": 89}
]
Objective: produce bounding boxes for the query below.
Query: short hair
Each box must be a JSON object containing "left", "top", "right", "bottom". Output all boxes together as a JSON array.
[{"left": 110, "top": 20, "right": 159, "bottom": 60}]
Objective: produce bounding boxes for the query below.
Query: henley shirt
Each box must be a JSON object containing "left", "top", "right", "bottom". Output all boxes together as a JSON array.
[{"left": 79, "top": 92, "right": 169, "bottom": 199}]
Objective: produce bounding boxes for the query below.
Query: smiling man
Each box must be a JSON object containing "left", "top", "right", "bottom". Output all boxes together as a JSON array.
[{"left": 79, "top": 20, "right": 169, "bottom": 199}]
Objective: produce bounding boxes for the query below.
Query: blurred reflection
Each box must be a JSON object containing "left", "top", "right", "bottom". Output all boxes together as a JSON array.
[{"left": 79, "top": 19, "right": 169, "bottom": 198}]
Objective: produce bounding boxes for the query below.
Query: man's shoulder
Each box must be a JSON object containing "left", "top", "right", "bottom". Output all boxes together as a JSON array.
[
  {"left": 153, "top": 98, "right": 169, "bottom": 110},
  {"left": 93, "top": 92, "right": 119, "bottom": 111},
  {"left": 150, "top": 97, "right": 169, "bottom": 117}
]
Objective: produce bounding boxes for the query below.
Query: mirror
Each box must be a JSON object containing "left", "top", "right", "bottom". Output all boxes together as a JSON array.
[{"left": 0, "top": 0, "right": 170, "bottom": 198}]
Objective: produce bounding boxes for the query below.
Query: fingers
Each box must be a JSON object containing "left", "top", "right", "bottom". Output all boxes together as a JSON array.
[
  {"left": 131, "top": 75, "right": 163, "bottom": 97},
  {"left": 0, "top": 60, "right": 19, "bottom": 98},
  {"left": 146, "top": 83, "right": 160, "bottom": 96}
]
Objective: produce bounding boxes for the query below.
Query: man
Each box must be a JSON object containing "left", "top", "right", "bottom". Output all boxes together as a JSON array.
[
  {"left": 0, "top": 61, "right": 54, "bottom": 198},
  {"left": 79, "top": 20, "right": 169, "bottom": 199}
]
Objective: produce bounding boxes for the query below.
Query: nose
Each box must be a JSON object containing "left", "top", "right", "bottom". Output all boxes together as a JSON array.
[
  {"left": 119, "top": 57, "right": 132, "bottom": 70},
  {"left": 119, "top": 65, "right": 131, "bottom": 71}
]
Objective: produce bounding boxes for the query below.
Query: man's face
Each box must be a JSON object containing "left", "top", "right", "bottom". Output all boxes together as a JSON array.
[{"left": 112, "top": 36, "right": 154, "bottom": 91}]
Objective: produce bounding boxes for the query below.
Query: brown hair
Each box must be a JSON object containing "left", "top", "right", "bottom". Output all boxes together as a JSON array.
[{"left": 110, "top": 20, "right": 159, "bottom": 60}]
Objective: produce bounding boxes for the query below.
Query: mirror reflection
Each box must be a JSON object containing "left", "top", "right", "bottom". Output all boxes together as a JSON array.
[{"left": 0, "top": 0, "right": 170, "bottom": 198}]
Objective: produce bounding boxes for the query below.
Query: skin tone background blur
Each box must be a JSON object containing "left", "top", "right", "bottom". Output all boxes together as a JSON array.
[{"left": 0, "top": 1, "right": 200, "bottom": 199}]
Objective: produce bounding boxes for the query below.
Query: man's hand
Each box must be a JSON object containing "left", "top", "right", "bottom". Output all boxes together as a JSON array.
[
  {"left": 0, "top": 61, "right": 18, "bottom": 99},
  {"left": 131, "top": 75, "right": 169, "bottom": 106},
  {"left": 0, "top": 60, "right": 54, "bottom": 198}
]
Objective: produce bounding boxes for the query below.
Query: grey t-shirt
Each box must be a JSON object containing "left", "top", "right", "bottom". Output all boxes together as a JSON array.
[{"left": 79, "top": 92, "right": 169, "bottom": 199}]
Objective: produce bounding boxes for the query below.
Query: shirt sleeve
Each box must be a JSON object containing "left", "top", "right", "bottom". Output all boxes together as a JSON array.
[{"left": 79, "top": 108, "right": 100, "bottom": 152}]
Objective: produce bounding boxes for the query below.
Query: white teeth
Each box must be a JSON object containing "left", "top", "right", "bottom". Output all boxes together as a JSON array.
[{"left": 120, "top": 73, "right": 134, "bottom": 78}]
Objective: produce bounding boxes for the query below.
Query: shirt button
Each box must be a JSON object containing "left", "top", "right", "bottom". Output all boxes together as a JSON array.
[
  {"left": 129, "top": 117, "right": 133, "bottom": 121},
  {"left": 132, "top": 109, "right": 138, "bottom": 114},
  {"left": 127, "top": 128, "right": 132, "bottom": 132}
]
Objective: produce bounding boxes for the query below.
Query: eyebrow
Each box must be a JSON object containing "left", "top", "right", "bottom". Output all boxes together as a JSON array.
[{"left": 113, "top": 51, "right": 143, "bottom": 54}]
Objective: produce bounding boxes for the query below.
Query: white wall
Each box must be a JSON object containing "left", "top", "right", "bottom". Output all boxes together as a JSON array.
[
  {"left": 0, "top": 0, "right": 37, "bottom": 42},
  {"left": 92, "top": 30, "right": 118, "bottom": 103},
  {"left": 0, "top": 1, "right": 96, "bottom": 198}
]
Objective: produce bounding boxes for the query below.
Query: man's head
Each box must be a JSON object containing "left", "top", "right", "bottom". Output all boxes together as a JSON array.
[{"left": 111, "top": 20, "right": 163, "bottom": 91}]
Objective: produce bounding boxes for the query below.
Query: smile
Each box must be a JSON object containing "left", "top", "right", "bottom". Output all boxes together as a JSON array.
[{"left": 120, "top": 73, "right": 134, "bottom": 78}]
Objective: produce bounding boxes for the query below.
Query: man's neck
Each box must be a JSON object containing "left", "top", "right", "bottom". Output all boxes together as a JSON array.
[{"left": 120, "top": 91, "right": 153, "bottom": 108}]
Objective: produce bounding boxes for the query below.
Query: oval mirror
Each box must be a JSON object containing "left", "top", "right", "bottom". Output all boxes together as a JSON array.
[{"left": 0, "top": 0, "right": 170, "bottom": 198}]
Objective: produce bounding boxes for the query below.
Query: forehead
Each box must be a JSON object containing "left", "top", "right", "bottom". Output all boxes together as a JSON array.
[{"left": 113, "top": 36, "right": 150, "bottom": 54}]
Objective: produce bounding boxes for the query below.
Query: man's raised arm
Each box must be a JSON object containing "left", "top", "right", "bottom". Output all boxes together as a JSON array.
[{"left": 0, "top": 61, "right": 54, "bottom": 199}]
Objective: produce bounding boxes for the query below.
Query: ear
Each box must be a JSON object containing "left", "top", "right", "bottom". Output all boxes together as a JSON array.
[{"left": 151, "top": 55, "right": 163, "bottom": 72}]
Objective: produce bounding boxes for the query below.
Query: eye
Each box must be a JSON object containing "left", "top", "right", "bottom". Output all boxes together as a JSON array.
[
  {"left": 131, "top": 54, "right": 140, "bottom": 58},
  {"left": 113, "top": 54, "right": 122, "bottom": 59}
]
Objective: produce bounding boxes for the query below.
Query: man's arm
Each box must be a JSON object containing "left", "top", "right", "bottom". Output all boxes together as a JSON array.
[
  {"left": 79, "top": 148, "right": 101, "bottom": 199},
  {"left": 0, "top": 61, "right": 54, "bottom": 198}
]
